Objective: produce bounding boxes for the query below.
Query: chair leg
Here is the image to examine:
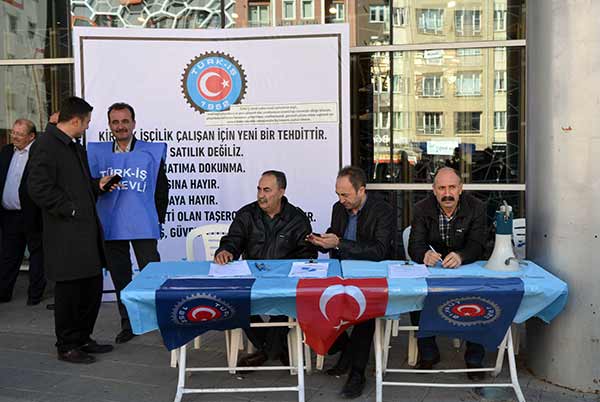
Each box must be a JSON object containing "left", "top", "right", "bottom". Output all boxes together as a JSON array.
[
  {"left": 316, "top": 354, "right": 324, "bottom": 370},
  {"left": 288, "top": 324, "right": 298, "bottom": 375},
  {"left": 511, "top": 323, "right": 521, "bottom": 355},
  {"left": 392, "top": 319, "right": 400, "bottom": 337},
  {"left": 193, "top": 336, "right": 201, "bottom": 349},
  {"left": 407, "top": 330, "right": 418, "bottom": 367},
  {"left": 228, "top": 329, "right": 242, "bottom": 374},
  {"left": 303, "top": 342, "right": 313, "bottom": 374},
  {"left": 382, "top": 319, "right": 393, "bottom": 374},
  {"left": 170, "top": 348, "right": 179, "bottom": 368}
]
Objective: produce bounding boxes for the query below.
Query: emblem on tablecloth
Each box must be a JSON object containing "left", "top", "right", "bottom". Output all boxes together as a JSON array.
[
  {"left": 181, "top": 51, "right": 247, "bottom": 114},
  {"left": 171, "top": 293, "right": 235, "bottom": 325},
  {"left": 437, "top": 296, "right": 501, "bottom": 327}
]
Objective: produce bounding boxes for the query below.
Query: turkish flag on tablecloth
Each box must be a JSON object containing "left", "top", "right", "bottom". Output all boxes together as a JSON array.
[{"left": 296, "top": 277, "right": 388, "bottom": 355}]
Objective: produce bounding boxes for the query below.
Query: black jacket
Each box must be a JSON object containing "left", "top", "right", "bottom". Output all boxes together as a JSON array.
[
  {"left": 114, "top": 137, "right": 169, "bottom": 223},
  {"left": 27, "top": 124, "right": 106, "bottom": 281},
  {"left": 326, "top": 195, "right": 394, "bottom": 261},
  {"left": 0, "top": 142, "right": 43, "bottom": 234},
  {"left": 216, "top": 197, "right": 317, "bottom": 260},
  {"left": 408, "top": 192, "right": 486, "bottom": 264}
]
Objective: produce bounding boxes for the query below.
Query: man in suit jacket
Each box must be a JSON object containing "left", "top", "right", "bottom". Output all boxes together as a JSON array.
[
  {"left": 0, "top": 119, "right": 45, "bottom": 305},
  {"left": 28, "top": 96, "right": 117, "bottom": 364}
]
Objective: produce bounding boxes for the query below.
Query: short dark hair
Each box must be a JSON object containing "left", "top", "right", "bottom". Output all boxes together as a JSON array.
[
  {"left": 262, "top": 170, "right": 287, "bottom": 189},
  {"left": 433, "top": 167, "right": 462, "bottom": 184},
  {"left": 337, "top": 165, "right": 366, "bottom": 192},
  {"left": 107, "top": 102, "right": 136, "bottom": 121},
  {"left": 14, "top": 118, "right": 37, "bottom": 137},
  {"left": 58, "top": 96, "right": 93, "bottom": 123}
]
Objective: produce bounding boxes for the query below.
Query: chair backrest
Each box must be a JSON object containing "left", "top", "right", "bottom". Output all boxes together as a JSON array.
[
  {"left": 402, "top": 226, "right": 412, "bottom": 261},
  {"left": 186, "top": 223, "right": 231, "bottom": 261},
  {"left": 512, "top": 218, "right": 526, "bottom": 259}
]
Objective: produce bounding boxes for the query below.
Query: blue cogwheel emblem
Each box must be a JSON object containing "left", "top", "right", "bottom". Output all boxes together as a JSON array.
[
  {"left": 171, "top": 293, "right": 235, "bottom": 326},
  {"left": 437, "top": 297, "right": 501, "bottom": 327},
  {"left": 181, "top": 51, "right": 247, "bottom": 114}
]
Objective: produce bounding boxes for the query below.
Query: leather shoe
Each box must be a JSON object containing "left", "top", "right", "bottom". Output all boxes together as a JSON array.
[
  {"left": 466, "top": 362, "right": 486, "bottom": 381},
  {"left": 341, "top": 370, "right": 366, "bottom": 399},
  {"left": 238, "top": 351, "right": 268, "bottom": 367},
  {"left": 58, "top": 349, "right": 95, "bottom": 364},
  {"left": 46, "top": 303, "right": 55, "bottom": 310},
  {"left": 416, "top": 355, "right": 441, "bottom": 370},
  {"left": 80, "top": 340, "right": 113, "bottom": 354},
  {"left": 26, "top": 298, "right": 41, "bottom": 306},
  {"left": 326, "top": 348, "right": 352, "bottom": 376},
  {"left": 115, "top": 329, "right": 136, "bottom": 344}
]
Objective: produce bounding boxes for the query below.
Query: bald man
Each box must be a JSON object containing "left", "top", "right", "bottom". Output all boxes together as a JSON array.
[{"left": 408, "top": 167, "right": 487, "bottom": 380}]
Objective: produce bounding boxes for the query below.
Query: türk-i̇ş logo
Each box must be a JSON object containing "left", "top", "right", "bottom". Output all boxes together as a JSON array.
[{"left": 181, "top": 51, "right": 247, "bottom": 114}]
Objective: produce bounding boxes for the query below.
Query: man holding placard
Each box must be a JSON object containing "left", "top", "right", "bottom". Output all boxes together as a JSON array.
[{"left": 87, "top": 102, "right": 169, "bottom": 344}]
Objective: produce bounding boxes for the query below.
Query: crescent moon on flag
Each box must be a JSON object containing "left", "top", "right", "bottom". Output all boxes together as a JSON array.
[
  {"left": 199, "top": 71, "right": 222, "bottom": 97},
  {"left": 319, "top": 285, "right": 367, "bottom": 321},
  {"left": 456, "top": 304, "right": 482, "bottom": 316},
  {"left": 190, "top": 306, "right": 217, "bottom": 321}
]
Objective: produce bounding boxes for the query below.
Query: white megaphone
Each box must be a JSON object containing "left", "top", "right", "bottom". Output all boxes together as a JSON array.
[{"left": 485, "top": 201, "right": 522, "bottom": 272}]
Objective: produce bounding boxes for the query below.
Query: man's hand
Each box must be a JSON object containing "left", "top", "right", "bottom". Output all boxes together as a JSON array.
[
  {"left": 99, "top": 175, "right": 120, "bottom": 192},
  {"left": 442, "top": 252, "right": 462, "bottom": 269},
  {"left": 423, "top": 250, "right": 442, "bottom": 267},
  {"left": 306, "top": 233, "right": 340, "bottom": 250},
  {"left": 214, "top": 250, "right": 233, "bottom": 265}
]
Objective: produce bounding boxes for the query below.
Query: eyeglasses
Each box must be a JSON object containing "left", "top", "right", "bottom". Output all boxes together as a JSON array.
[{"left": 10, "top": 130, "right": 31, "bottom": 138}]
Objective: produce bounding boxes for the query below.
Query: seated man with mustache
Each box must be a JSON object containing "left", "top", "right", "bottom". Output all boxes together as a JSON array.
[
  {"left": 408, "top": 167, "right": 488, "bottom": 380},
  {"left": 214, "top": 170, "right": 316, "bottom": 368}
]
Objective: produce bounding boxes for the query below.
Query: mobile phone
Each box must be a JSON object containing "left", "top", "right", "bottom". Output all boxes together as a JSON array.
[
  {"left": 102, "top": 174, "right": 122, "bottom": 191},
  {"left": 311, "top": 233, "right": 322, "bottom": 237}
]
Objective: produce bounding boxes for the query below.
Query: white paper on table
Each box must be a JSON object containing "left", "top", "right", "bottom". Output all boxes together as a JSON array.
[
  {"left": 388, "top": 263, "right": 431, "bottom": 279},
  {"left": 209, "top": 260, "right": 252, "bottom": 277},
  {"left": 288, "top": 262, "right": 329, "bottom": 278}
]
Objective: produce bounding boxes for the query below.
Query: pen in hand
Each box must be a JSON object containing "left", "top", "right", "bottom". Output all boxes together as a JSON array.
[{"left": 428, "top": 245, "right": 442, "bottom": 266}]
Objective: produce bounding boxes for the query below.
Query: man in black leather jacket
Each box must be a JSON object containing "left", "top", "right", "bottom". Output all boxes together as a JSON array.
[
  {"left": 214, "top": 170, "right": 316, "bottom": 367},
  {"left": 307, "top": 166, "right": 394, "bottom": 399},
  {"left": 408, "top": 167, "right": 487, "bottom": 380}
]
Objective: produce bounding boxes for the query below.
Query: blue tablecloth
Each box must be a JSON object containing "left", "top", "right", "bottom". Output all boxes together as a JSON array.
[{"left": 122, "top": 259, "right": 567, "bottom": 335}]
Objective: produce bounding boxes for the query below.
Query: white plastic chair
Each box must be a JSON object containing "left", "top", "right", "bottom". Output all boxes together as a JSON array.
[{"left": 170, "top": 223, "right": 241, "bottom": 369}]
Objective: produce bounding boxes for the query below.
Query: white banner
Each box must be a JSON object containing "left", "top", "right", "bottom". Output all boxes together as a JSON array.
[{"left": 73, "top": 25, "right": 350, "bottom": 261}]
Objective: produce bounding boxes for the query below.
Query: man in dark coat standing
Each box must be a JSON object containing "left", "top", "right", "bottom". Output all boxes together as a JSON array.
[
  {"left": 0, "top": 118, "right": 45, "bottom": 305},
  {"left": 28, "top": 96, "right": 117, "bottom": 364},
  {"left": 306, "top": 166, "right": 394, "bottom": 399}
]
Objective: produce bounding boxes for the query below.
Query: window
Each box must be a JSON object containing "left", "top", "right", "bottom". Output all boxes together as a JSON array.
[
  {"left": 417, "top": 8, "right": 443, "bottom": 34},
  {"left": 455, "top": 112, "right": 482, "bottom": 133},
  {"left": 421, "top": 74, "right": 443, "bottom": 97},
  {"left": 494, "top": 111, "right": 507, "bottom": 130},
  {"left": 301, "top": 0, "right": 314, "bottom": 19},
  {"left": 456, "top": 72, "right": 481, "bottom": 96},
  {"left": 374, "top": 112, "right": 390, "bottom": 129},
  {"left": 28, "top": 22, "right": 36, "bottom": 40},
  {"left": 495, "top": 47, "right": 507, "bottom": 62},
  {"left": 393, "top": 111, "right": 409, "bottom": 129},
  {"left": 392, "top": 74, "right": 407, "bottom": 94},
  {"left": 494, "top": 5, "right": 507, "bottom": 31},
  {"left": 8, "top": 15, "right": 18, "bottom": 33},
  {"left": 373, "top": 74, "right": 389, "bottom": 93},
  {"left": 417, "top": 112, "right": 443, "bottom": 134},
  {"left": 249, "top": 5, "right": 270, "bottom": 27},
  {"left": 457, "top": 48, "right": 481, "bottom": 56},
  {"left": 329, "top": 3, "right": 344, "bottom": 22},
  {"left": 370, "top": 5, "right": 388, "bottom": 23},
  {"left": 393, "top": 7, "right": 406, "bottom": 27},
  {"left": 455, "top": 9, "right": 481, "bottom": 36},
  {"left": 495, "top": 70, "right": 507, "bottom": 92},
  {"left": 282, "top": 0, "right": 295, "bottom": 20}
]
